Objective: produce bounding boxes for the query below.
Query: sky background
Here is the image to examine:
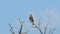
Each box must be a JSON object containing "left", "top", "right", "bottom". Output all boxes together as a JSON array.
[{"left": 0, "top": 0, "right": 60, "bottom": 34}]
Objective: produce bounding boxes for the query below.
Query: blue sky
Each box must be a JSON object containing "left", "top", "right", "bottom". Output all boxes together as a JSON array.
[{"left": 0, "top": 0, "right": 60, "bottom": 34}]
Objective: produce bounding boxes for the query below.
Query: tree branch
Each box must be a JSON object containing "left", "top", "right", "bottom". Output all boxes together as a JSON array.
[
  {"left": 49, "top": 27, "right": 56, "bottom": 34},
  {"left": 19, "top": 24, "right": 23, "bottom": 34},
  {"left": 33, "top": 24, "right": 43, "bottom": 34},
  {"left": 18, "top": 19, "right": 25, "bottom": 34},
  {"left": 8, "top": 23, "right": 15, "bottom": 34},
  {"left": 44, "top": 25, "right": 48, "bottom": 34}
]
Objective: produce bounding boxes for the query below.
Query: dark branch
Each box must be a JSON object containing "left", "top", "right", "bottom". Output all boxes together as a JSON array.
[
  {"left": 33, "top": 24, "right": 43, "bottom": 34},
  {"left": 8, "top": 23, "right": 15, "bottom": 34},
  {"left": 19, "top": 24, "right": 23, "bottom": 34},
  {"left": 18, "top": 19, "right": 25, "bottom": 34},
  {"left": 44, "top": 25, "right": 48, "bottom": 34},
  {"left": 49, "top": 27, "right": 56, "bottom": 34}
]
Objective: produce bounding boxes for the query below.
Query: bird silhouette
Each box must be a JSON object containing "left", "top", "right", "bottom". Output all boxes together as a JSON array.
[{"left": 29, "top": 14, "right": 34, "bottom": 25}]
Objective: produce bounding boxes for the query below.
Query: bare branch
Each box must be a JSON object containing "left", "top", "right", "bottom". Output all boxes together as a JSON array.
[
  {"left": 18, "top": 19, "right": 22, "bottom": 24},
  {"left": 8, "top": 23, "right": 15, "bottom": 34},
  {"left": 21, "top": 30, "right": 29, "bottom": 34},
  {"left": 49, "top": 27, "right": 56, "bottom": 34},
  {"left": 18, "top": 19, "right": 23, "bottom": 34},
  {"left": 38, "top": 27, "right": 43, "bottom": 34},
  {"left": 44, "top": 25, "right": 48, "bottom": 34},
  {"left": 33, "top": 24, "right": 43, "bottom": 34},
  {"left": 18, "top": 18, "right": 25, "bottom": 34},
  {"left": 19, "top": 24, "right": 23, "bottom": 34}
]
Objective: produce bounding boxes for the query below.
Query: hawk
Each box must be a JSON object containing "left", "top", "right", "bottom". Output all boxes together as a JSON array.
[{"left": 29, "top": 14, "right": 34, "bottom": 25}]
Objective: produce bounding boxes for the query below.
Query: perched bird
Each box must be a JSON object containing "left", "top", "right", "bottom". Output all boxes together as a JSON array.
[{"left": 29, "top": 14, "right": 34, "bottom": 25}]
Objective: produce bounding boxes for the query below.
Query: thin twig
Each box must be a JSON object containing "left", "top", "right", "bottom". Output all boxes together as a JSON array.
[
  {"left": 49, "top": 27, "right": 56, "bottom": 34},
  {"left": 18, "top": 18, "right": 25, "bottom": 34},
  {"left": 19, "top": 24, "right": 23, "bottom": 34},
  {"left": 8, "top": 23, "right": 15, "bottom": 34},
  {"left": 34, "top": 24, "right": 43, "bottom": 34},
  {"left": 44, "top": 25, "right": 48, "bottom": 34}
]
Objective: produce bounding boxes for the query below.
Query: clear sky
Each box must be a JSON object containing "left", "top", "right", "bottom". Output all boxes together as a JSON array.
[{"left": 0, "top": 0, "right": 60, "bottom": 34}]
